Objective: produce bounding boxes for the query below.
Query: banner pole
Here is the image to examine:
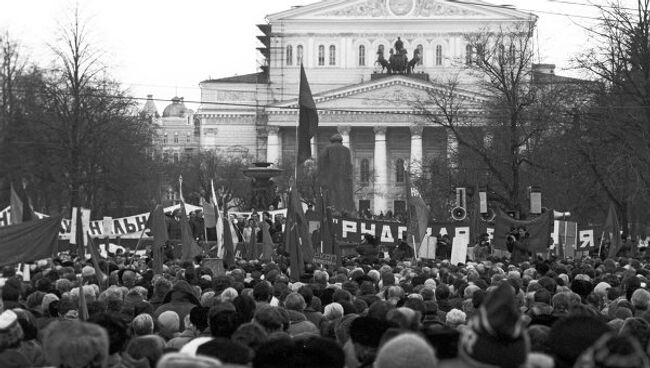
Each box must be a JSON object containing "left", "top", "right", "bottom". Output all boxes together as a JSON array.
[
  {"left": 598, "top": 231, "right": 605, "bottom": 258},
  {"left": 133, "top": 228, "right": 147, "bottom": 253}
]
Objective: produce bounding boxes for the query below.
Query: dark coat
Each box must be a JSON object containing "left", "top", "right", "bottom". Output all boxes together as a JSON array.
[{"left": 153, "top": 281, "right": 200, "bottom": 330}]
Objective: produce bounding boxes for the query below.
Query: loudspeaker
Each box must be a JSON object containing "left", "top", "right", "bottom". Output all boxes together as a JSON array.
[
  {"left": 480, "top": 208, "right": 496, "bottom": 222},
  {"left": 451, "top": 206, "right": 467, "bottom": 221}
]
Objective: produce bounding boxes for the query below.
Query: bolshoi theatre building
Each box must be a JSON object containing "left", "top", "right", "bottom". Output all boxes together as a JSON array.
[{"left": 195, "top": 0, "right": 547, "bottom": 215}]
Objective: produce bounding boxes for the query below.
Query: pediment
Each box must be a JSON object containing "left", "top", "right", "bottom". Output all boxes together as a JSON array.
[
  {"left": 271, "top": 75, "right": 486, "bottom": 112},
  {"left": 268, "top": 0, "right": 534, "bottom": 21}
]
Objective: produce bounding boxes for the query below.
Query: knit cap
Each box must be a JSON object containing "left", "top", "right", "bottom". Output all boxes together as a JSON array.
[
  {"left": 458, "top": 282, "right": 529, "bottom": 368},
  {"left": 574, "top": 333, "right": 649, "bottom": 368},
  {"left": 375, "top": 333, "right": 437, "bottom": 368},
  {"left": 0, "top": 310, "right": 24, "bottom": 350}
]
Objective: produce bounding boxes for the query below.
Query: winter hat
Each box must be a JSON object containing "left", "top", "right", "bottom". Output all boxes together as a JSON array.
[
  {"left": 573, "top": 333, "right": 649, "bottom": 368},
  {"left": 446, "top": 308, "right": 467, "bottom": 328},
  {"left": 548, "top": 315, "right": 610, "bottom": 368},
  {"left": 323, "top": 302, "right": 344, "bottom": 320},
  {"left": 81, "top": 266, "right": 96, "bottom": 278},
  {"left": 41, "top": 293, "right": 59, "bottom": 313},
  {"left": 375, "top": 333, "right": 437, "bottom": 368},
  {"left": 593, "top": 282, "right": 611, "bottom": 298},
  {"left": 631, "top": 289, "right": 650, "bottom": 310},
  {"left": 458, "top": 282, "right": 529, "bottom": 368},
  {"left": 157, "top": 352, "right": 222, "bottom": 368},
  {"left": 607, "top": 318, "right": 625, "bottom": 333},
  {"left": 157, "top": 311, "right": 180, "bottom": 333},
  {"left": 0, "top": 310, "right": 24, "bottom": 350}
]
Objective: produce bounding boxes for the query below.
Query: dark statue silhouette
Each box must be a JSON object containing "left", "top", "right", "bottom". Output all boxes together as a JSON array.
[{"left": 375, "top": 37, "right": 421, "bottom": 75}]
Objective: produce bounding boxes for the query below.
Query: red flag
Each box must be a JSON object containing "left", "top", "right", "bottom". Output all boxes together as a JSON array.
[
  {"left": 297, "top": 64, "right": 319, "bottom": 165},
  {"left": 285, "top": 186, "right": 311, "bottom": 281},
  {"left": 77, "top": 276, "right": 89, "bottom": 321},
  {"left": 150, "top": 205, "right": 168, "bottom": 274},
  {"left": 494, "top": 209, "right": 553, "bottom": 253},
  {"left": 318, "top": 190, "right": 341, "bottom": 267},
  {"left": 180, "top": 202, "right": 201, "bottom": 261},
  {"left": 246, "top": 223, "right": 258, "bottom": 261},
  {"left": 222, "top": 216, "right": 235, "bottom": 268},
  {"left": 0, "top": 216, "right": 60, "bottom": 267},
  {"left": 406, "top": 171, "right": 429, "bottom": 256},
  {"left": 261, "top": 221, "right": 274, "bottom": 262},
  {"left": 10, "top": 182, "right": 36, "bottom": 225},
  {"left": 87, "top": 237, "right": 108, "bottom": 288},
  {"left": 604, "top": 203, "right": 622, "bottom": 258}
]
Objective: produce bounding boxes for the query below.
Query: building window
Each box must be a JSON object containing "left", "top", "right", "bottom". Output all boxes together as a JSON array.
[
  {"left": 360, "top": 159, "right": 370, "bottom": 183},
  {"left": 396, "top": 159, "right": 405, "bottom": 183},
  {"left": 163, "top": 152, "right": 169, "bottom": 163},
  {"left": 378, "top": 44, "right": 385, "bottom": 55},
  {"left": 286, "top": 45, "right": 293, "bottom": 66},
  {"left": 329, "top": 45, "right": 336, "bottom": 65},
  {"left": 465, "top": 44, "right": 473, "bottom": 65},
  {"left": 174, "top": 132, "right": 179, "bottom": 144},
  {"left": 163, "top": 133, "right": 168, "bottom": 144},
  {"left": 174, "top": 152, "right": 180, "bottom": 163},
  {"left": 436, "top": 45, "right": 443, "bottom": 65},
  {"left": 417, "top": 44, "right": 423, "bottom": 65},
  {"left": 358, "top": 45, "right": 366, "bottom": 66},
  {"left": 186, "top": 133, "right": 191, "bottom": 143},
  {"left": 297, "top": 45, "right": 304, "bottom": 65},
  {"left": 318, "top": 45, "right": 325, "bottom": 66}
]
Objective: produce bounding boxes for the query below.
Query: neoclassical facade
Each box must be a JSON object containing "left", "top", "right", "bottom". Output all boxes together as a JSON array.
[{"left": 196, "top": 0, "right": 538, "bottom": 214}]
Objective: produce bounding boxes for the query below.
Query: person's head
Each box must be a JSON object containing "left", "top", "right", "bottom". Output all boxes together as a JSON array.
[
  {"left": 89, "top": 312, "right": 128, "bottom": 356},
  {"left": 547, "top": 315, "right": 610, "bottom": 368},
  {"left": 232, "top": 322, "right": 268, "bottom": 352},
  {"left": 574, "top": 333, "right": 649, "bottom": 368},
  {"left": 125, "top": 335, "right": 165, "bottom": 368},
  {"left": 293, "top": 335, "right": 346, "bottom": 368},
  {"left": 189, "top": 306, "right": 209, "bottom": 332},
  {"left": 254, "top": 305, "right": 289, "bottom": 334},
  {"left": 0, "top": 310, "right": 24, "bottom": 351},
  {"left": 375, "top": 333, "right": 437, "bottom": 368},
  {"left": 284, "top": 292, "right": 307, "bottom": 312},
  {"left": 208, "top": 308, "right": 240, "bottom": 338},
  {"left": 131, "top": 313, "right": 154, "bottom": 336},
  {"left": 253, "top": 281, "right": 273, "bottom": 303},
  {"left": 349, "top": 317, "right": 391, "bottom": 362},
  {"left": 157, "top": 310, "right": 180, "bottom": 336},
  {"left": 43, "top": 320, "right": 109, "bottom": 368},
  {"left": 196, "top": 337, "right": 253, "bottom": 365}
]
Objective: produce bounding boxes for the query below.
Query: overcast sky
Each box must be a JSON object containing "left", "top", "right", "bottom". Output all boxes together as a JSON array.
[{"left": 1, "top": 0, "right": 605, "bottom": 110}]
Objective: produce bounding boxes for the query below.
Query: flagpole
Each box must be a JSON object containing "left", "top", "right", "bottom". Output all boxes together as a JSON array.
[{"left": 179, "top": 175, "right": 184, "bottom": 203}]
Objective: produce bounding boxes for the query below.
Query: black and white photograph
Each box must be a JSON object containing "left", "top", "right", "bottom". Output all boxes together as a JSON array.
[{"left": 1, "top": 0, "right": 649, "bottom": 367}]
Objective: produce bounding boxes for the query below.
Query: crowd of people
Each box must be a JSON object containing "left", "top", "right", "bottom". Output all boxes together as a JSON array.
[{"left": 3, "top": 238, "right": 650, "bottom": 367}]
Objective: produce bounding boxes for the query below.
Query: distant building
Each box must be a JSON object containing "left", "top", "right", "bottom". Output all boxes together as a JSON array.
[
  {"left": 145, "top": 95, "right": 199, "bottom": 164},
  {"left": 191, "top": 0, "right": 564, "bottom": 215}
]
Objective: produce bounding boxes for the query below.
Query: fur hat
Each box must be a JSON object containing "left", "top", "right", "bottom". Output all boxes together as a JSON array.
[
  {"left": 81, "top": 266, "right": 96, "bottom": 278},
  {"left": 0, "top": 310, "right": 23, "bottom": 350},
  {"left": 375, "top": 333, "right": 437, "bottom": 368},
  {"left": 574, "top": 333, "right": 649, "bottom": 368},
  {"left": 458, "top": 282, "right": 529, "bottom": 368},
  {"left": 157, "top": 311, "right": 180, "bottom": 333}
]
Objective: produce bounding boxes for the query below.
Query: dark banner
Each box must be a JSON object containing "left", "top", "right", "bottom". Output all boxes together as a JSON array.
[{"left": 0, "top": 216, "right": 61, "bottom": 267}]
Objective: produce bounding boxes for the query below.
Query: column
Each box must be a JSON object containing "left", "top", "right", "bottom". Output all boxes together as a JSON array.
[
  {"left": 447, "top": 129, "right": 458, "bottom": 169},
  {"left": 266, "top": 126, "right": 281, "bottom": 165},
  {"left": 337, "top": 125, "right": 351, "bottom": 147},
  {"left": 409, "top": 124, "right": 424, "bottom": 174},
  {"left": 373, "top": 126, "right": 388, "bottom": 214},
  {"left": 310, "top": 135, "right": 318, "bottom": 160}
]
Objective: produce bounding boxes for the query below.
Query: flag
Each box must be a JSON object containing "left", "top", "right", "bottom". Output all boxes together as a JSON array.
[
  {"left": 77, "top": 276, "right": 89, "bottom": 321},
  {"left": 494, "top": 209, "right": 553, "bottom": 253},
  {"left": 180, "top": 202, "right": 201, "bottom": 261},
  {"left": 285, "top": 186, "right": 311, "bottom": 281},
  {"left": 222, "top": 216, "right": 235, "bottom": 267},
  {"left": 10, "top": 182, "right": 36, "bottom": 225},
  {"left": 469, "top": 186, "right": 486, "bottom": 246},
  {"left": 211, "top": 180, "right": 225, "bottom": 256},
  {"left": 297, "top": 64, "right": 319, "bottom": 165},
  {"left": 87, "top": 237, "right": 108, "bottom": 287},
  {"left": 318, "top": 190, "right": 341, "bottom": 267},
  {"left": 0, "top": 216, "right": 60, "bottom": 267},
  {"left": 405, "top": 171, "right": 429, "bottom": 257},
  {"left": 246, "top": 222, "right": 258, "bottom": 261},
  {"left": 150, "top": 205, "right": 168, "bottom": 275},
  {"left": 261, "top": 221, "right": 274, "bottom": 262},
  {"left": 604, "top": 203, "right": 622, "bottom": 258}
]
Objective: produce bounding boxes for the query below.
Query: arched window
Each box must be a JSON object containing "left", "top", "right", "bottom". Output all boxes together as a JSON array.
[
  {"left": 296, "top": 45, "right": 304, "bottom": 65},
  {"left": 436, "top": 45, "right": 443, "bottom": 65},
  {"left": 417, "top": 44, "right": 423, "bottom": 65},
  {"left": 318, "top": 45, "right": 325, "bottom": 66},
  {"left": 359, "top": 45, "right": 366, "bottom": 66},
  {"left": 378, "top": 44, "right": 385, "bottom": 55},
  {"left": 465, "top": 44, "right": 473, "bottom": 65},
  {"left": 360, "top": 159, "right": 370, "bottom": 183},
  {"left": 163, "top": 133, "right": 168, "bottom": 144},
  {"left": 286, "top": 45, "right": 293, "bottom": 66},
  {"left": 163, "top": 152, "right": 169, "bottom": 162},
  {"left": 186, "top": 133, "right": 191, "bottom": 143},
  {"left": 396, "top": 159, "right": 405, "bottom": 183},
  {"left": 329, "top": 45, "right": 336, "bottom": 65},
  {"left": 173, "top": 132, "right": 179, "bottom": 144}
]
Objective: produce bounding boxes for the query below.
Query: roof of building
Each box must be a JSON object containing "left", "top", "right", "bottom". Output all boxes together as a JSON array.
[
  {"left": 201, "top": 72, "right": 267, "bottom": 84},
  {"left": 142, "top": 94, "right": 160, "bottom": 118},
  {"left": 162, "top": 97, "right": 189, "bottom": 118}
]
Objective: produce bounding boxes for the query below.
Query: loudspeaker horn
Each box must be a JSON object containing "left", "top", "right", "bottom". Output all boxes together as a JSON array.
[{"left": 451, "top": 206, "right": 467, "bottom": 221}]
